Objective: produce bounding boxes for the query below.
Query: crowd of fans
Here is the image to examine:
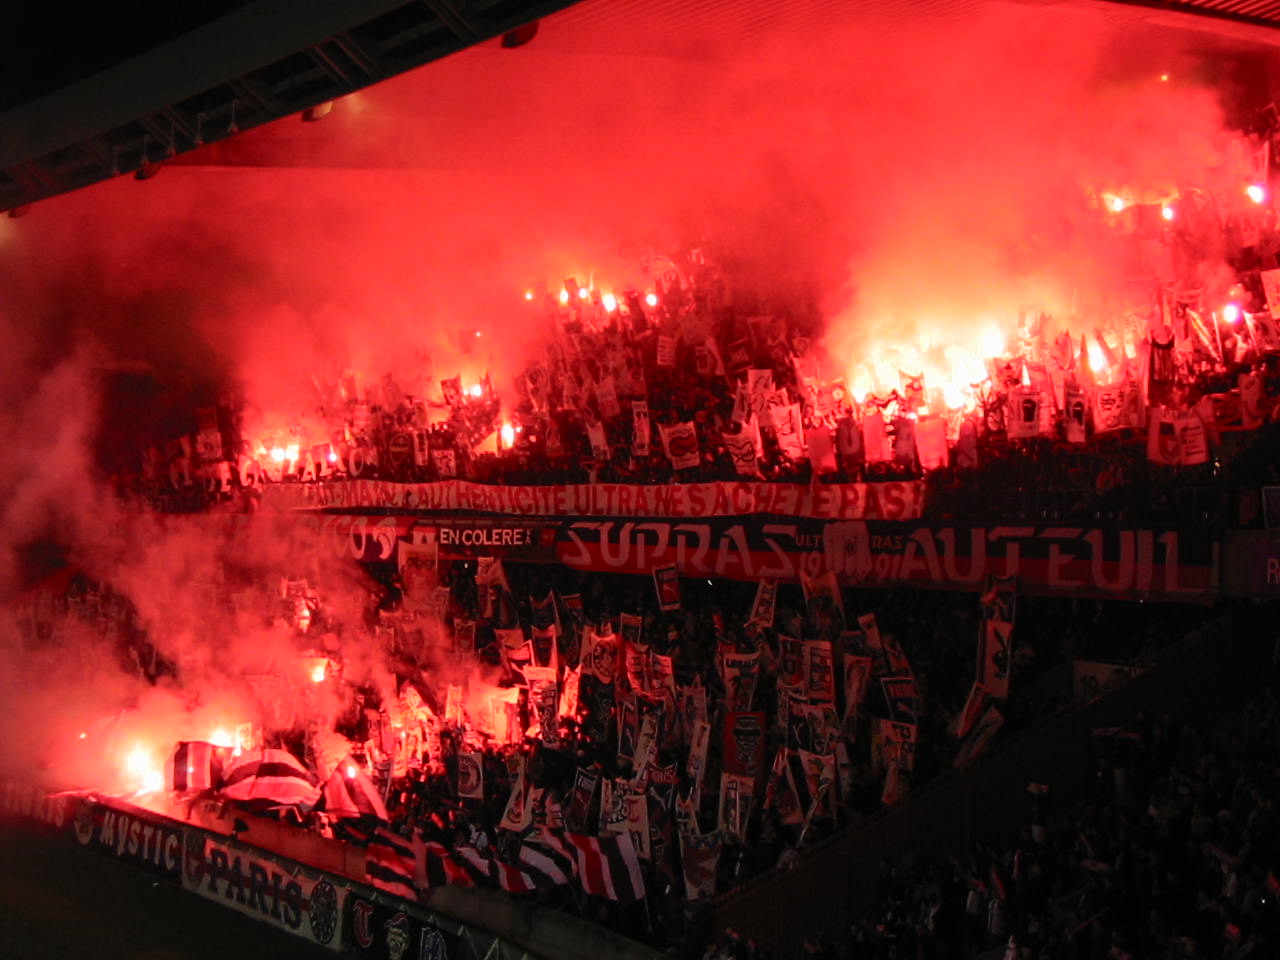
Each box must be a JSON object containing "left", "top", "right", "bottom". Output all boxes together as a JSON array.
[
  {"left": 57, "top": 149, "right": 1280, "bottom": 958},
  {"left": 115, "top": 170, "right": 1280, "bottom": 531},
  {"left": 723, "top": 640, "right": 1280, "bottom": 960},
  {"left": 21, "top": 557, "right": 1223, "bottom": 956},
  {"left": 153, "top": 559, "right": 1242, "bottom": 949},
  {"left": 346, "top": 563, "right": 1219, "bottom": 953}
]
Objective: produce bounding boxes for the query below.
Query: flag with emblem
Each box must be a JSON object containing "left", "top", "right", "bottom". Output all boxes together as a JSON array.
[
  {"left": 1092, "top": 376, "right": 1142, "bottom": 433},
  {"left": 726, "top": 418, "right": 763, "bottom": 478},
  {"left": 631, "top": 400, "right": 651, "bottom": 457},
  {"left": 455, "top": 750, "right": 484, "bottom": 799},
  {"left": 1147, "top": 405, "right": 1209, "bottom": 466},
  {"left": 659, "top": 421, "right": 700, "bottom": 470}
]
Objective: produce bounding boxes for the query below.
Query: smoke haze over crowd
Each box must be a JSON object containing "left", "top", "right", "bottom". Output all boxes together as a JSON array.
[{"left": 0, "top": 0, "right": 1277, "bottom": 785}]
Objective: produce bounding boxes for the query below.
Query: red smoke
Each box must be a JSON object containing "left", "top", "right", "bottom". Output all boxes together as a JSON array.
[{"left": 0, "top": 0, "right": 1274, "bottom": 787}]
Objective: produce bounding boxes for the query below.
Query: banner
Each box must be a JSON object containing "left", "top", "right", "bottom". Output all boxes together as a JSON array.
[
  {"left": 653, "top": 564, "right": 681, "bottom": 611},
  {"left": 722, "top": 711, "right": 767, "bottom": 781},
  {"left": 802, "top": 640, "right": 836, "bottom": 702},
  {"left": 1263, "top": 266, "right": 1280, "bottom": 319},
  {"left": 726, "top": 419, "right": 763, "bottom": 478},
  {"left": 721, "top": 650, "right": 760, "bottom": 711},
  {"left": 579, "top": 628, "right": 619, "bottom": 684},
  {"left": 863, "top": 410, "right": 890, "bottom": 463},
  {"left": 687, "top": 720, "right": 711, "bottom": 808},
  {"left": 1063, "top": 378, "right": 1088, "bottom": 444},
  {"left": 915, "top": 416, "right": 948, "bottom": 470},
  {"left": 344, "top": 893, "right": 457, "bottom": 960},
  {"left": 500, "top": 757, "right": 533, "bottom": 832},
  {"left": 1, "top": 781, "right": 72, "bottom": 831},
  {"left": 631, "top": 401, "right": 651, "bottom": 458},
  {"left": 841, "top": 655, "right": 872, "bottom": 721},
  {"left": 1007, "top": 386, "right": 1045, "bottom": 439},
  {"left": 977, "top": 619, "right": 1013, "bottom": 699},
  {"left": 72, "top": 797, "right": 184, "bottom": 880},
  {"left": 746, "top": 578, "right": 777, "bottom": 629},
  {"left": 677, "top": 684, "right": 708, "bottom": 743},
  {"left": 880, "top": 676, "right": 919, "bottom": 724},
  {"left": 856, "top": 613, "right": 888, "bottom": 677},
  {"left": 819, "top": 522, "right": 1214, "bottom": 600},
  {"left": 566, "top": 768, "right": 599, "bottom": 834},
  {"left": 773, "top": 403, "right": 805, "bottom": 460},
  {"left": 1093, "top": 377, "right": 1142, "bottom": 433},
  {"left": 878, "top": 719, "right": 918, "bottom": 775},
  {"left": 659, "top": 422, "right": 701, "bottom": 471},
  {"left": 1147, "top": 406, "right": 1210, "bottom": 466},
  {"left": 397, "top": 534, "right": 438, "bottom": 611},
  {"left": 719, "top": 772, "right": 755, "bottom": 841},
  {"left": 184, "top": 834, "right": 346, "bottom": 948},
  {"left": 294, "top": 511, "right": 1217, "bottom": 602},
  {"left": 679, "top": 828, "right": 721, "bottom": 900},
  {"left": 276, "top": 478, "right": 926, "bottom": 521},
  {"left": 455, "top": 751, "right": 484, "bottom": 799}
]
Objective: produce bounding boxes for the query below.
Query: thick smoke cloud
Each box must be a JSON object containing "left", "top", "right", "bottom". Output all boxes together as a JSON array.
[{"left": 0, "top": 0, "right": 1274, "bottom": 786}]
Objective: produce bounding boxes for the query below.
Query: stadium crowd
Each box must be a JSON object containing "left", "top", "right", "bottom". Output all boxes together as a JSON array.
[
  {"left": 43, "top": 150, "right": 1280, "bottom": 959},
  {"left": 119, "top": 167, "right": 1280, "bottom": 532},
  {"left": 720, "top": 651, "right": 1280, "bottom": 960},
  {"left": 34, "top": 553, "right": 1224, "bottom": 956}
]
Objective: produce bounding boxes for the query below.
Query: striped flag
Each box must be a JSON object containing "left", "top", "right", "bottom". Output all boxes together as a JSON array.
[
  {"left": 321, "top": 758, "right": 389, "bottom": 822},
  {"left": 165, "top": 741, "right": 220, "bottom": 792},
  {"left": 367, "top": 830, "right": 417, "bottom": 899},
  {"left": 219, "top": 748, "right": 320, "bottom": 807},
  {"left": 550, "top": 829, "right": 646, "bottom": 901},
  {"left": 451, "top": 845, "right": 508, "bottom": 887},
  {"left": 488, "top": 855, "right": 539, "bottom": 894},
  {"left": 416, "top": 839, "right": 478, "bottom": 888},
  {"left": 515, "top": 841, "right": 572, "bottom": 891},
  {"left": 336, "top": 821, "right": 417, "bottom": 899}
]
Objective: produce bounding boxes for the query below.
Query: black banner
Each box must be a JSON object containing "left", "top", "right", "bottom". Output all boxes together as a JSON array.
[
  {"left": 71, "top": 797, "right": 184, "bottom": 880},
  {"left": 345, "top": 891, "right": 457, "bottom": 960}
]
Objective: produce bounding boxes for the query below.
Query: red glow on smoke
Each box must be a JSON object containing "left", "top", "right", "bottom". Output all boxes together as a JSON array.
[{"left": 0, "top": 0, "right": 1273, "bottom": 802}]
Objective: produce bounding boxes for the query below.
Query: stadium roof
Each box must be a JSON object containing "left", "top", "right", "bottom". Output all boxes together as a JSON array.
[{"left": 4, "top": 0, "right": 1280, "bottom": 213}]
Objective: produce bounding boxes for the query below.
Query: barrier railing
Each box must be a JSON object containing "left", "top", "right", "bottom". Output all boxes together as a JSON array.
[{"left": 0, "top": 784, "right": 664, "bottom": 960}]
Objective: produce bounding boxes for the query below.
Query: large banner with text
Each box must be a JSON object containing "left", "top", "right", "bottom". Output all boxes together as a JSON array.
[
  {"left": 561, "top": 519, "right": 1216, "bottom": 600},
  {"left": 302, "top": 515, "right": 1218, "bottom": 601},
  {"left": 266, "top": 478, "right": 926, "bottom": 521}
]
